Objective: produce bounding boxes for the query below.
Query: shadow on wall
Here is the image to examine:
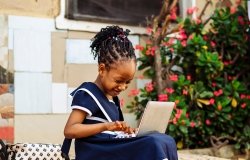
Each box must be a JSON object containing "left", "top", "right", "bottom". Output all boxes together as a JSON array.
[{"left": 0, "top": 65, "right": 14, "bottom": 143}]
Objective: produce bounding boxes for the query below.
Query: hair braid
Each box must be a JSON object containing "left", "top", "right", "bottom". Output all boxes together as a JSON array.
[{"left": 90, "top": 25, "right": 136, "bottom": 69}]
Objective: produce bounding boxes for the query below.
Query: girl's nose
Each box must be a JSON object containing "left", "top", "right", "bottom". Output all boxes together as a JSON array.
[{"left": 118, "top": 84, "right": 127, "bottom": 91}]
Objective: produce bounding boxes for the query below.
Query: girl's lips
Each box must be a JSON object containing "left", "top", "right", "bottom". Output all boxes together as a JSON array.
[{"left": 113, "top": 90, "right": 121, "bottom": 95}]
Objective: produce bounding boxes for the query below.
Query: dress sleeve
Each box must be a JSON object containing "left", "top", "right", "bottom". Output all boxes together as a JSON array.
[{"left": 71, "top": 90, "right": 99, "bottom": 116}]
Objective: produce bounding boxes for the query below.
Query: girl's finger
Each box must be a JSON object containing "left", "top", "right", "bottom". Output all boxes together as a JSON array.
[{"left": 114, "top": 121, "right": 123, "bottom": 129}]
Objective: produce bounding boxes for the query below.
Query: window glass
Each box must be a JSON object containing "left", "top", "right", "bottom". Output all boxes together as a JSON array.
[{"left": 66, "top": 0, "right": 179, "bottom": 26}]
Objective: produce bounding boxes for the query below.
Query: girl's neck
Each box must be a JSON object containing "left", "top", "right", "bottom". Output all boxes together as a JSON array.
[
  {"left": 94, "top": 78, "right": 103, "bottom": 92},
  {"left": 94, "top": 77, "right": 113, "bottom": 100}
]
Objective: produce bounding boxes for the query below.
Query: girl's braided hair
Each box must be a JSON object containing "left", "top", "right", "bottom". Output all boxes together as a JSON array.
[{"left": 90, "top": 26, "right": 136, "bottom": 69}]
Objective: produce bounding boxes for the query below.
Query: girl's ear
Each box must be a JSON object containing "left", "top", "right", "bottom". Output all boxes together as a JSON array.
[{"left": 98, "top": 63, "right": 106, "bottom": 75}]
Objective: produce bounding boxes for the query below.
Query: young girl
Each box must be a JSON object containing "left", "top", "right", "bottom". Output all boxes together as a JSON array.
[{"left": 63, "top": 26, "right": 178, "bottom": 160}]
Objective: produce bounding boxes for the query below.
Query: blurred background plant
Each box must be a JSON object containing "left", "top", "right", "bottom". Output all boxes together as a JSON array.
[{"left": 127, "top": 0, "right": 250, "bottom": 154}]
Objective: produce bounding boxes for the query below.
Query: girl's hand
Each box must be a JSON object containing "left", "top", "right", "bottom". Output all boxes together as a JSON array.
[{"left": 105, "top": 121, "right": 135, "bottom": 134}]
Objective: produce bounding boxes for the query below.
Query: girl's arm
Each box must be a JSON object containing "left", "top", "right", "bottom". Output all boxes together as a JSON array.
[{"left": 64, "top": 109, "right": 134, "bottom": 139}]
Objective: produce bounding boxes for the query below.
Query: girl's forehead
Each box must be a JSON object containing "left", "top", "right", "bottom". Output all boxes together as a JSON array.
[
  {"left": 110, "top": 60, "right": 136, "bottom": 69},
  {"left": 109, "top": 60, "right": 136, "bottom": 77}
]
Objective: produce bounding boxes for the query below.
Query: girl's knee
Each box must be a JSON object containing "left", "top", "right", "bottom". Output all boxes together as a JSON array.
[{"left": 145, "top": 134, "right": 172, "bottom": 144}]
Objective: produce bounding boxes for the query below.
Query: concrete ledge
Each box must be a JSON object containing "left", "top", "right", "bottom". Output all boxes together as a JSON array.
[{"left": 14, "top": 113, "right": 138, "bottom": 143}]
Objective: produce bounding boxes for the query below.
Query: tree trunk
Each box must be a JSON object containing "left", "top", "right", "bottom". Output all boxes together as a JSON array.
[{"left": 152, "top": 0, "right": 178, "bottom": 94}]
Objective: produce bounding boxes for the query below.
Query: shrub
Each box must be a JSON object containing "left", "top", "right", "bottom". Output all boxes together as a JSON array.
[{"left": 127, "top": 1, "right": 250, "bottom": 153}]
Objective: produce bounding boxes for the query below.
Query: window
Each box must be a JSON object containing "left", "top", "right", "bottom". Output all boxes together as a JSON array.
[{"left": 65, "top": 0, "right": 180, "bottom": 27}]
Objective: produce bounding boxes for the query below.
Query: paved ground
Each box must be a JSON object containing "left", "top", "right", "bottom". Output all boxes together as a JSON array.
[
  {"left": 178, "top": 152, "right": 230, "bottom": 160},
  {"left": 67, "top": 146, "right": 245, "bottom": 160}
]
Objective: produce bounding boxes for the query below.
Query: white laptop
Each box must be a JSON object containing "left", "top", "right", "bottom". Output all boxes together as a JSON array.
[{"left": 136, "top": 101, "right": 175, "bottom": 137}]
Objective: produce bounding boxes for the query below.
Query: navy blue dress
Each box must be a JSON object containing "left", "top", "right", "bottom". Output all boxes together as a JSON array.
[{"left": 70, "top": 82, "right": 178, "bottom": 160}]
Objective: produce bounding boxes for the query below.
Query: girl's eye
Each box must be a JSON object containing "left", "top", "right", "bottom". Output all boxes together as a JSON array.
[
  {"left": 115, "top": 80, "right": 123, "bottom": 84},
  {"left": 126, "top": 81, "right": 131, "bottom": 84},
  {"left": 115, "top": 79, "right": 131, "bottom": 84}
]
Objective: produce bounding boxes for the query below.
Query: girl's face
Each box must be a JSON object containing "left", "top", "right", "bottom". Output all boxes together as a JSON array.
[{"left": 99, "top": 60, "right": 136, "bottom": 99}]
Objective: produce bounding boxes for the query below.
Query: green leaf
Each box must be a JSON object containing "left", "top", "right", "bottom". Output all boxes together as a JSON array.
[
  {"left": 199, "top": 91, "right": 214, "bottom": 98},
  {"left": 232, "top": 80, "right": 241, "bottom": 90},
  {"left": 179, "top": 126, "right": 188, "bottom": 134},
  {"left": 243, "top": 126, "right": 250, "bottom": 137},
  {"left": 220, "top": 97, "right": 231, "bottom": 107},
  {"left": 236, "top": 122, "right": 244, "bottom": 128},
  {"left": 234, "top": 143, "right": 241, "bottom": 149},
  {"left": 169, "top": 124, "right": 176, "bottom": 132},
  {"left": 222, "top": 106, "right": 232, "bottom": 112}
]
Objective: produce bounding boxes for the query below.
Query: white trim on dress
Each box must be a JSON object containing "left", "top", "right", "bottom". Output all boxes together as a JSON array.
[
  {"left": 71, "top": 87, "right": 119, "bottom": 136},
  {"left": 86, "top": 116, "right": 109, "bottom": 123},
  {"left": 76, "top": 88, "right": 113, "bottom": 122},
  {"left": 72, "top": 105, "right": 92, "bottom": 116}
]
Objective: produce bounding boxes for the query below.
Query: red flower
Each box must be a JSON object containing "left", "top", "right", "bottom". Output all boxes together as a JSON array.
[
  {"left": 240, "top": 94, "right": 246, "bottom": 99},
  {"left": 165, "top": 88, "right": 175, "bottom": 94},
  {"left": 169, "top": 74, "right": 178, "bottom": 81},
  {"left": 188, "top": 34, "right": 194, "bottom": 40},
  {"left": 210, "top": 41, "right": 216, "bottom": 48},
  {"left": 182, "top": 89, "right": 188, "bottom": 95},
  {"left": 178, "top": 29, "right": 187, "bottom": 40},
  {"left": 163, "top": 38, "right": 175, "bottom": 46},
  {"left": 135, "top": 44, "right": 144, "bottom": 51},
  {"left": 175, "top": 112, "right": 181, "bottom": 119},
  {"left": 218, "top": 89, "right": 223, "bottom": 94},
  {"left": 228, "top": 76, "right": 233, "bottom": 80},
  {"left": 230, "top": 7, "right": 236, "bottom": 14},
  {"left": 176, "top": 109, "right": 182, "bottom": 115},
  {"left": 128, "top": 89, "right": 140, "bottom": 96},
  {"left": 205, "top": 119, "right": 211, "bottom": 125},
  {"left": 158, "top": 94, "right": 168, "bottom": 101},
  {"left": 170, "top": 14, "right": 177, "bottom": 21},
  {"left": 145, "top": 50, "right": 151, "bottom": 56},
  {"left": 223, "top": 61, "right": 230, "bottom": 66},
  {"left": 195, "top": 18, "right": 202, "bottom": 24},
  {"left": 187, "top": 75, "right": 191, "bottom": 81},
  {"left": 186, "top": 7, "right": 198, "bottom": 15},
  {"left": 135, "top": 45, "right": 144, "bottom": 51},
  {"left": 145, "top": 82, "right": 154, "bottom": 92},
  {"left": 187, "top": 7, "right": 194, "bottom": 15},
  {"left": 170, "top": 7, "right": 177, "bottom": 21},
  {"left": 172, "top": 117, "right": 177, "bottom": 124},
  {"left": 190, "top": 121, "right": 196, "bottom": 128},
  {"left": 145, "top": 46, "right": 157, "bottom": 56},
  {"left": 238, "top": 16, "right": 245, "bottom": 25},
  {"left": 212, "top": 82, "right": 216, "bottom": 87},
  {"left": 241, "top": 103, "right": 246, "bottom": 109},
  {"left": 209, "top": 98, "right": 215, "bottom": 105},
  {"left": 146, "top": 27, "right": 152, "bottom": 35},
  {"left": 181, "top": 40, "right": 187, "bottom": 47},
  {"left": 175, "top": 109, "right": 182, "bottom": 119},
  {"left": 214, "top": 89, "right": 223, "bottom": 96},
  {"left": 203, "top": 35, "right": 208, "bottom": 41}
]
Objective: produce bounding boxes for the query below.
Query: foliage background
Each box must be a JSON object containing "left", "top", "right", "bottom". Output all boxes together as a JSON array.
[{"left": 127, "top": 0, "right": 250, "bottom": 153}]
